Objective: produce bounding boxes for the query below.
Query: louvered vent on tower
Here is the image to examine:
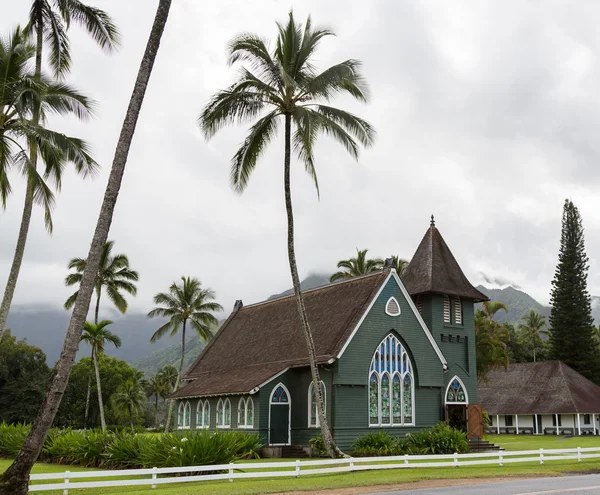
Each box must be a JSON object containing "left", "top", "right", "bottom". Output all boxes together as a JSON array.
[
  {"left": 454, "top": 296, "right": 462, "bottom": 325},
  {"left": 415, "top": 296, "right": 423, "bottom": 314},
  {"left": 443, "top": 295, "right": 451, "bottom": 323},
  {"left": 385, "top": 297, "right": 401, "bottom": 316}
]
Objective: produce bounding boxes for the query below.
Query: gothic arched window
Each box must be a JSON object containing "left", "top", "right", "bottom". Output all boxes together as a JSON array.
[{"left": 368, "top": 334, "right": 415, "bottom": 426}]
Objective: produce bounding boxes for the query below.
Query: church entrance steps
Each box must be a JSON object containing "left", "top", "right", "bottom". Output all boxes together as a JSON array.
[{"left": 468, "top": 438, "right": 504, "bottom": 452}]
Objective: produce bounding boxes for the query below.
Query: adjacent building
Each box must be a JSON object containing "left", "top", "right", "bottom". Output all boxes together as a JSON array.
[{"left": 479, "top": 361, "right": 600, "bottom": 435}]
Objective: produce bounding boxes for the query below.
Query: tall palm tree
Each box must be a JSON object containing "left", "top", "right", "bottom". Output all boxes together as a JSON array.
[
  {"left": 64, "top": 240, "right": 137, "bottom": 430},
  {"left": 110, "top": 380, "right": 146, "bottom": 434},
  {"left": 64, "top": 240, "right": 139, "bottom": 324},
  {"left": 0, "top": 3, "right": 171, "bottom": 492},
  {"left": 199, "top": 12, "right": 374, "bottom": 457},
  {"left": 518, "top": 310, "right": 547, "bottom": 363},
  {"left": 330, "top": 249, "right": 383, "bottom": 282},
  {"left": 392, "top": 256, "right": 410, "bottom": 278},
  {"left": 146, "top": 376, "right": 164, "bottom": 428},
  {"left": 148, "top": 277, "right": 222, "bottom": 432},
  {"left": 80, "top": 320, "right": 121, "bottom": 432},
  {"left": 0, "top": 26, "right": 97, "bottom": 342},
  {"left": 0, "top": 0, "right": 119, "bottom": 343}
]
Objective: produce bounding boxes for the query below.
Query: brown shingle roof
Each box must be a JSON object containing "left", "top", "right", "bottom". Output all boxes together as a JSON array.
[
  {"left": 478, "top": 361, "right": 600, "bottom": 414},
  {"left": 402, "top": 221, "right": 488, "bottom": 301},
  {"left": 171, "top": 271, "right": 389, "bottom": 399}
]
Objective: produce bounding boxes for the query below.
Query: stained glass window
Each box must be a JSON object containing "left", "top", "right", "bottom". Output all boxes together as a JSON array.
[
  {"left": 224, "top": 399, "right": 231, "bottom": 426},
  {"left": 184, "top": 402, "right": 191, "bottom": 428},
  {"left": 392, "top": 375, "right": 402, "bottom": 424},
  {"left": 271, "top": 386, "right": 289, "bottom": 403},
  {"left": 403, "top": 375, "right": 412, "bottom": 423},
  {"left": 308, "top": 381, "right": 326, "bottom": 427},
  {"left": 368, "top": 334, "right": 415, "bottom": 426},
  {"left": 247, "top": 398, "right": 254, "bottom": 427},
  {"left": 177, "top": 403, "right": 184, "bottom": 428},
  {"left": 238, "top": 398, "right": 245, "bottom": 427},
  {"left": 202, "top": 401, "right": 210, "bottom": 428},
  {"left": 237, "top": 397, "right": 254, "bottom": 428},
  {"left": 446, "top": 377, "right": 467, "bottom": 404},
  {"left": 217, "top": 399, "right": 224, "bottom": 426},
  {"left": 369, "top": 373, "right": 379, "bottom": 424}
]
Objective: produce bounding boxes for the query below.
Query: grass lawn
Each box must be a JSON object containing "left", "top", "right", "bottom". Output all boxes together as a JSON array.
[{"left": 1, "top": 435, "right": 599, "bottom": 495}]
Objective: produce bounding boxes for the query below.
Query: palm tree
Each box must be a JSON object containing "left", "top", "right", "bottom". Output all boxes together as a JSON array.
[
  {"left": 146, "top": 376, "right": 164, "bottom": 428},
  {"left": 148, "top": 277, "right": 222, "bottom": 432},
  {"left": 594, "top": 325, "right": 600, "bottom": 350},
  {"left": 0, "top": 3, "right": 171, "bottom": 492},
  {"left": 200, "top": 12, "right": 374, "bottom": 457},
  {"left": 330, "top": 249, "right": 383, "bottom": 282},
  {"left": 64, "top": 240, "right": 139, "bottom": 324},
  {"left": 482, "top": 301, "right": 508, "bottom": 321},
  {"left": 0, "top": 0, "right": 119, "bottom": 343},
  {"left": 0, "top": 27, "right": 97, "bottom": 342},
  {"left": 64, "top": 240, "right": 137, "bottom": 431},
  {"left": 392, "top": 256, "right": 410, "bottom": 278},
  {"left": 111, "top": 381, "right": 146, "bottom": 434},
  {"left": 518, "top": 310, "right": 547, "bottom": 363},
  {"left": 81, "top": 320, "right": 121, "bottom": 432}
]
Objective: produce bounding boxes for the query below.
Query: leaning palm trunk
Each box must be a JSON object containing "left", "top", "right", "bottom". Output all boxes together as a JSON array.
[
  {"left": 283, "top": 115, "right": 342, "bottom": 458},
  {"left": 0, "top": 2, "right": 172, "bottom": 492},
  {"left": 83, "top": 358, "right": 94, "bottom": 431},
  {"left": 164, "top": 320, "right": 186, "bottom": 433},
  {"left": 93, "top": 351, "right": 107, "bottom": 432},
  {"left": 0, "top": 16, "right": 44, "bottom": 343}
]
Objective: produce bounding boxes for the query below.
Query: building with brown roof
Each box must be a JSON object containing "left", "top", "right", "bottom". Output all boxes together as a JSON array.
[
  {"left": 479, "top": 361, "right": 600, "bottom": 435},
  {"left": 172, "top": 218, "right": 489, "bottom": 450}
]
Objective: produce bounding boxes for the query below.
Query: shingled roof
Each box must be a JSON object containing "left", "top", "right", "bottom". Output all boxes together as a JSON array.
[
  {"left": 171, "top": 270, "right": 389, "bottom": 399},
  {"left": 479, "top": 361, "right": 600, "bottom": 414},
  {"left": 402, "top": 218, "right": 488, "bottom": 301}
]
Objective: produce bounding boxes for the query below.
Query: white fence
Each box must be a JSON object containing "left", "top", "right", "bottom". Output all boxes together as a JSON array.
[{"left": 29, "top": 447, "right": 600, "bottom": 494}]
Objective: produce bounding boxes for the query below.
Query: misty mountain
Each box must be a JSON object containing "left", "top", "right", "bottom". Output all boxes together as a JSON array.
[
  {"left": 268, "top": 273, "right": 332, "bottom": 300},
  {"left": 132, "top": 334, "right": 207, "bottom": 377},
  {"left": 6, "top": 306, "right": 170, "bottom": 365}
]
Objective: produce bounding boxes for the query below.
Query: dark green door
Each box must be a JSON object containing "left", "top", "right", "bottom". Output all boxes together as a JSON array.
[{"left": 270, "top": 404, "right": 289, "bottom": 444}]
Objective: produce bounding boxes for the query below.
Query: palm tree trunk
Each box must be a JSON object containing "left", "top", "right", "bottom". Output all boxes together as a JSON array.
[
  {"left": 83, "top": 355, "right": 94, "bottom": 431},
  {"left": 94, "top": 287, "right": 102, "bottom": 325},
  {"left": 0, "top": 3, "right": 172, "bottom": 492},
  {"left": 165, "top": 319, "right": 186, "bottom": 433},
  {"left": 0, "top": 16, "right": 43, "bottom": 344},
  {"left": 155, "top": 394, "right": 159, "bottom": 428},
  {"left": 93, "top": 350, "right": 106, "bottom": 433},
  {"left": 282, "top": 113, "right": 342, "bottom": 458}
]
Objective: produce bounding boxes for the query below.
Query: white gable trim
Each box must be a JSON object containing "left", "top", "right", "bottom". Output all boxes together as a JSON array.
[{"left": 336, "top": 270, "right": 448, "bottom": 369}]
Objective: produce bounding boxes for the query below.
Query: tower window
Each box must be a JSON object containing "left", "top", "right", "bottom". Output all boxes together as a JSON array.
[
  {"left": 454, "top": 296, "right": 462, "bottom": 325},
  {"left": 415, "top": 296, "right": 422, "bottom": 314},
  {"left": 443, "top": 295, "right": 451, "bottom": 323}
]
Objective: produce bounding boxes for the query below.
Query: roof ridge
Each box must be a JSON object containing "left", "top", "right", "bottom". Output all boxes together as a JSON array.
[
  {"left": 558, "top": 361, "right": 579, "bottom": 413},
  {"left": 241, "top": 271, "right": 386, "bottom": 310}
]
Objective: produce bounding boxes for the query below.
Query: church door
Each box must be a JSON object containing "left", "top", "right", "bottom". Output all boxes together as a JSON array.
[{"left": 269, "top": 384, "right": 291, "bottom": 445}]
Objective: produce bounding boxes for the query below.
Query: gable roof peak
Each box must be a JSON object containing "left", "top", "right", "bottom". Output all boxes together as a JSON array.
[{"left": 402, "top": 217, "right": 489, "bottom": 301}]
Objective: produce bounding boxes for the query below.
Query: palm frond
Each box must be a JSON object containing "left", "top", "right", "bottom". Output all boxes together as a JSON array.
[
  {"left": 314, "top": 105, "right": 375, "bottom": 148},
  {"left": 64, "top": 0, "right": 121, "bottom": 51},
  {"left": 64, "top": 290, "right": 78, "bottom": 310},
  {"left": 150, "top": 321, "right": 176, "bottom": 344},
  {"left": 105, "top": 284, "right": 127, "bottom": 314},
  {"left": 42, "top": 5, "right": 71, "bottom": 77},
  {"left": 302, "top": 60, "right": 369, "bottom": 103},
  {"left": 227, "top": 33, "right": 282, "bottom": 89},
  {"left": 292, "top": 106, "right": 320, "bottom": 197},
  {"left": 230, "top": 110, "right": 280, "bottom": 193}
]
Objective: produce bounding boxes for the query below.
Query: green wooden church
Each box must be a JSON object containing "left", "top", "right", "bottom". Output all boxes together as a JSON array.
[{"left": 172, "top": 218, "right": 488, "bottom": 451}]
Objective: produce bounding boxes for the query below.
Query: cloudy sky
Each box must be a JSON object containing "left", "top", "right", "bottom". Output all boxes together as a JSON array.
[{"left": 2, "top": 0, "right": 600, "bottom": 317}]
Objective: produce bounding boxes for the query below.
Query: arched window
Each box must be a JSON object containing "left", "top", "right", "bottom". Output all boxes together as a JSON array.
[
  {"left": 271, "top": 385, "right": 289, "bottom": 403},
  {"left": 385, "top": 297, "right": 401, "bottom": 316},
  {"left": 196, "top": 400, "right": 210, "bottom": 428},
  {"left": 446, "top": 376, "right": 468, "bottom": 404},
  {"left": 217, "top": 398, "right": 231, "bottom": 428},
  {"left": 454, "top": 296, "right": 462, "bottom": 325},
  {"left": 237, "top": 397, "right": 254, "bottom": 428},
  {"left": 308, "top": 381, "right": 326, "bottom": 427},
  {"left": 177, "top": 402, "right": 184, "bottom": 429},
  {"left": 443, "top": 295, "right": 451, "bottom": 323},
  {"left": 368, "top": 334, "right": 415, "bottom": 426}
]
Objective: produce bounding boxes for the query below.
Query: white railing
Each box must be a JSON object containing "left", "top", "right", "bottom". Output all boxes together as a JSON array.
[{"left": 29, "top": 447, "right": 600, "bottom": 494}]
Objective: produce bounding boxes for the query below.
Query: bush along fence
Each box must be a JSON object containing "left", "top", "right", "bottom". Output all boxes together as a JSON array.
[{"left": 28, "top": 447, "right": 600, "bottom": 493}]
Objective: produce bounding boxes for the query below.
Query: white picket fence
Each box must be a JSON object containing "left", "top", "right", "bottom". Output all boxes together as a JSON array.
[{"left": 29, "top": 447, "right": 600, "bottom": 494}]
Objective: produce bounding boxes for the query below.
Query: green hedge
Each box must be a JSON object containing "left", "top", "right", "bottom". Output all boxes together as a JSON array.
[
  {"left": 350, "top": 423, "right": 470, "bottom": 457},
  {"left": 0, "top": 422, "right": 263, "bottom": 468}
]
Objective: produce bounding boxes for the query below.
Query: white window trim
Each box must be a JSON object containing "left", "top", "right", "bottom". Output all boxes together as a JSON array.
[
  {"left": 237, "top": 396, "right": 254, "bottom": 429},
  {"left": 179, "top": 401, "right": 191, "bottom": 430},
  {"left": 196, "top": 400, "right": 210, "bottom": 429},
  {"left": 268, "top": 383, "right": 291, "bottom": 446},
  {"left": 177, "top": 402, "right": 184, "bottom": 430},
  {"left": 216, "top": 398, "right": 231, "bottom": 428},
  {"left": 445, "top": 375, "right": 469, "bottom": 405},
  {"left": 308, "top": 381, "right": 326, "bottom": 428},
  {"left": 368, "top": 334, "right": 415, "bottom": 427},
  {"left": 385, "top": 296, "right": 401, "bottom": 316}
]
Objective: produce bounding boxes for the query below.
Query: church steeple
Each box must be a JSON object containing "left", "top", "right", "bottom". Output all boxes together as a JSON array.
[{"left": 403, "top": 217, "right": 488, "bottom": 302}]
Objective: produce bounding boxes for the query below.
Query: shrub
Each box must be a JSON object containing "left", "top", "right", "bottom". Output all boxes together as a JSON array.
[
  {"left": 309, "top": 435, "right": 327, "bottom": 457},
  {"left": 350, "top": 431, "right": 406, "bottom": 457},
  {"left": 0, "top": 423, "right": 263, "bottom": 469},
  {"left": 404, "top": 423, "right": 470, "bottom": 455}
]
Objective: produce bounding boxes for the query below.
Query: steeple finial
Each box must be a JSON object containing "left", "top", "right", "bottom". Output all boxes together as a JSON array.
[{"left": 430, "top": 214, "right": 435, "bottom": 227}]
